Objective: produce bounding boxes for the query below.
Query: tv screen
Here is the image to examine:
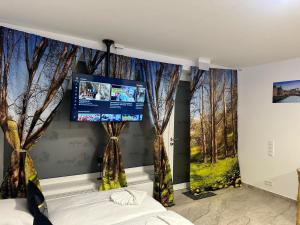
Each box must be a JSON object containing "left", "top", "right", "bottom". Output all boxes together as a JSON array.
[{"left": 71, "top": 74, "right": 146, "bottom": 122}]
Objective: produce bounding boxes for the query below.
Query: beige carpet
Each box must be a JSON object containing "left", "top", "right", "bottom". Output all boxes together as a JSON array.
[{"left": 171, "top": 185, "right": 296, "bottom": 225}]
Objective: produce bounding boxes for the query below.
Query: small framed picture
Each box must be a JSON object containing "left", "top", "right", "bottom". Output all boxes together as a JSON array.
[{"left": 273, "top": 80, "right": 300, "bottom": 103}]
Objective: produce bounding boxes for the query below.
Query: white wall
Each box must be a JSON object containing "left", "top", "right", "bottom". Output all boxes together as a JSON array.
[{"left": 239, "top": 57, "right": 300, "bottom": 200}]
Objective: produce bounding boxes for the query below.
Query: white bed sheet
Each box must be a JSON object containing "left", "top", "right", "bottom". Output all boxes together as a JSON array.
[
  {"left": 112, "top": 211, "right": 194, "bottom": 225},
  {"left": 47, "top": 188, "right": 166, "bottom": 225},
  {"left": 0, "top": 188, "right": 167, "bottom": 225},
  {"left": 0, "top": 199, "right": 33, "bottom": 225}
]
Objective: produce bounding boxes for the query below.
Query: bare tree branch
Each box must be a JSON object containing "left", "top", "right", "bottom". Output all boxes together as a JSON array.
[
  {"left": 24, "top": 44, "right": 78, "bottom": 146},
  {"left": 19, "top": 34, "right": 49, "bottom": 140}
]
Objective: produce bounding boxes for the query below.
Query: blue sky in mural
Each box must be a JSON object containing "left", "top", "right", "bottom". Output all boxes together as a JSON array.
[
  {"left": 1, "top": 27, "right": 80, "bottom": 141},
  {"left": 273, "top": 80, "right": 300, "bottom": 90},
  {"left": 142, "top": 61, "right": 181, "bottom": 128},
  {"left": 1, "top": 26, "right": 182, "bottom": 140}
]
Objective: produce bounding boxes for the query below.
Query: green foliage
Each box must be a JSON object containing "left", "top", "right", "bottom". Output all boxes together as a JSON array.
[
  {"left": 164, "top": 164, "right": 174, "bottom": 207},
  {"left": 190, "top": 157, "right": 241, "bottom": 194},
  {"left": 153, "top": 159, "right": 174, "bottom": 207},
  {"left": 99, "top": 169, "right": 127, "bottom": 191}
]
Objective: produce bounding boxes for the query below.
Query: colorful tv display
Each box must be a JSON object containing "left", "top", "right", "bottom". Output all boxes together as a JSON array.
[{"left": 71, "top": 74, "right": 146, "bottom": 122}]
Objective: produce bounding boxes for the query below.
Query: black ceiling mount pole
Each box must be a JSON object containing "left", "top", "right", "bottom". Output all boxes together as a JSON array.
[{"left": 103, "top": 39, "right": 114, "bottom": 77}]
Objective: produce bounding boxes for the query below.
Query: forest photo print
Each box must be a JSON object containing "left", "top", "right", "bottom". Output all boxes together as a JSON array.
[{"left": 190, "top": 68, "right": 241, "bottom": 195}]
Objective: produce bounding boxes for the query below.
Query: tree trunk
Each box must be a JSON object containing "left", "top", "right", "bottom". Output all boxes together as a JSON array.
[
  {"left": 223, "top": 73, "right": 228, "bottom": 157},
  {"left": 231, "top": 71, "right": 237, "bottom": 156},
  {"left": 213, "top": 72, "right": 217, "bottom": 163},
  {"left": 209, "top": 70, "right": 217, "bottom": 163},
  {"left": 200, "top": 85, "right": 207, "bottom": 163},
  {"left": 19, "top": 35, "right": 48, "bottom": 141}
]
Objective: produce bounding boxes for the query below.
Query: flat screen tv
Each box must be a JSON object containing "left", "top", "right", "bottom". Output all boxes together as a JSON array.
[{"left": 71, "top": 74, "right": 146, "bottom": 122}]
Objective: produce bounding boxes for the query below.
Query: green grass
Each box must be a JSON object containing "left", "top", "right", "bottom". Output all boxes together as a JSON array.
[{"left": 190, "top": 157, "right": 241, "bottom": 193}]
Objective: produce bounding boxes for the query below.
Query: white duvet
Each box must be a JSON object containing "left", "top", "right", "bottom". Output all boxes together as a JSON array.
[
  {"left": 112, "top": 211, "right": 194, "bottom": 225},
  {"left": 0, "top": 198, "right": 33, "bottom": 225},
  {"left": 0, "top": 188, "right": 194, "bottom": 225},
  {"left": 48, "top": 188, "right": 166, "bottom": 225}
]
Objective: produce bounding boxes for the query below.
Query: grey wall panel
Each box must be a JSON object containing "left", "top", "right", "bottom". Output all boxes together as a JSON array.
[
  {"left": 28, "top": 91, "right": 107, "bottom": 179},
  {"left": 120, "top": 105, "right": 155, "bottom": 168},
  {"left": 4, "top": 92, "right": 154, "bottom": 179},
  {"left": 3, "top": 61, "right": 154, "bottom": 179},
  {"left": 173, "top": 81, "right": 190, "bottom": 184}
]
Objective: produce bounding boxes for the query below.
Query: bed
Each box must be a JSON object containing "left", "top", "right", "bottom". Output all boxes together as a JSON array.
[
  {"left": 112, "top": 211, "right": 194, "bottom": 225},
  {"left": 0, "top": 188, "right": 194, "bottom": 225},
  {"left": 48, "top": 189, "right": 167, "bottom": 225},
  {"left": 0, "top": 198, "right": 33, "bottom": 225}
]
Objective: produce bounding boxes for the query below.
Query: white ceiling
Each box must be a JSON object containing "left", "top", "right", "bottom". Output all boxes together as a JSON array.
[{"left": 1, "top": 0, "right": 300, "bottom": 67}]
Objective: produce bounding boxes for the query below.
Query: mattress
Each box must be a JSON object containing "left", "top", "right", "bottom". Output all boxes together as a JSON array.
[
  {"left": 48, "top": 188, "right": 166, "bottom": 225},
  {"left": 0, "top": 198, "right": 33, "bottom": 225},
  {"left": 0, "top": 188, "right": 186, "bottom": 225},
  {"left": 112, "top": 211, "right": 194, "bottom": 225}
]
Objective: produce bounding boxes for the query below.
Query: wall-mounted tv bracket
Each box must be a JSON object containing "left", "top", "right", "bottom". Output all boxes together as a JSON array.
[{"left": 103, "top": 39, "right": 115, "bottom": 77}]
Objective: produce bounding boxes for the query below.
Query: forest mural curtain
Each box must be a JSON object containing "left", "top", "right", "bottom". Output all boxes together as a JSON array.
[
  {"left": 190, "top": 67, "right": 241, "bottom": 195},
  {"left": 81, "top": 49, "right": 141, "bottom": 190},
  {"left": 0, "top": 27, "right": 78, "bottom": 198},
  {"left": 0, "top": 25, "right": 183, "bottom": 200},
  {"left": 100, "top": 122, "right": 127, "bottom": 190},
  {"left": 142, "top": 60, "right": 182, "bottom": 207}
]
